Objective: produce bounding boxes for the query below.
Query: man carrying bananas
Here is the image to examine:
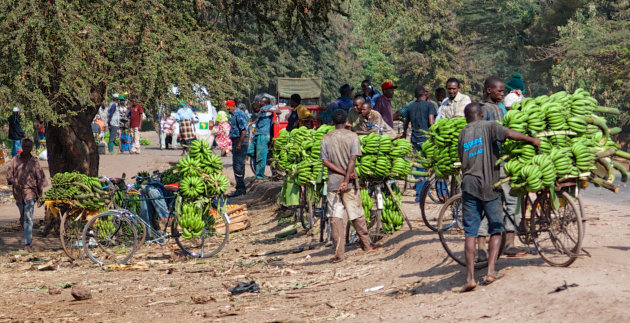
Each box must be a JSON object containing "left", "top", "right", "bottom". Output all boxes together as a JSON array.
[
  {"left": 321, "top": 109, "right": 380, "bottom": 262},
  {"left": 458, "top": 103, "right": 540, "bottom": 292}
]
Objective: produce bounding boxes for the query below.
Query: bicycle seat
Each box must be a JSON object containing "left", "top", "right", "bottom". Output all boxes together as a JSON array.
[{"left": 164, "top": 183, "right": 179, "bottom": 192}]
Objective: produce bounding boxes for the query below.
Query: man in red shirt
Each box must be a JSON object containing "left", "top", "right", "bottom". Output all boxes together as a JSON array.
[
  {"left": 373, "top": 82, "right": 396, "bottom": 128},
  {"left": 128, "top": 99, "right": 144, "bottom": 154}
]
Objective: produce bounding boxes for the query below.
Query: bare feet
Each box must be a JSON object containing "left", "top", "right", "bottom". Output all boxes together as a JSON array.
[
  {"left": 482, "top": 273, "right": 504, "bottom": 285},
  {"left": 331, "top": 257, "right": 344, "bottom": 263},
  {"left": 366, "top": 244, "right": 382, "bottom": 252},
  {"left": 460, "top": 281, "right": 477, "bottom": 293}
]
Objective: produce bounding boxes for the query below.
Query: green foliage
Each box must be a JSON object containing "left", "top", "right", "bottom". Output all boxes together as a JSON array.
[{"left": 550, "top": 2, "right": 630, "bottom": 126}]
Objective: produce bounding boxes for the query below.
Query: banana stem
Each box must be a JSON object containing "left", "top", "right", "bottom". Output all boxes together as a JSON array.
[
  {"left": 611, "top": 161, "right": 628, "bottom": 182},
  {"left": 614, "top": 150, "right": 630, "bottom": 160},
  {"left": 590, "top": 177, "right": 619, "bottom": 193},
  {"left": 535, "top": 130, "right": 577, "bottom": 138},
  {"left": 610, "top": 127, "right": 622, "bottom": 135},
  {"left": 496, "top": 154, "right": 510, "bottom": 165},
  {"left": 593, "top": 106, "right": 620, "bottom": 115},
  {"left": 410, "top": 170, "right": 429, "bottom": 177},
  {"left": 493, "top": 177, "right": 510, "bottom": 188},
  {"left": 580, "top": 115, "right": 609, "bottom": 144},
  {"left": 595, "top": 148, "right": 616, "bottom": 158}
]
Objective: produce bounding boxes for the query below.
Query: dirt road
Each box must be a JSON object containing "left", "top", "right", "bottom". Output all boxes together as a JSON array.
[{"left": 1, "top": 131, "right": 629, "bottom": 322}]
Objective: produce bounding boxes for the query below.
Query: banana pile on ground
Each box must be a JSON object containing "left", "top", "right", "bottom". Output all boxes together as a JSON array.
[
  {"left": 356, "top": 133, "right": 413, "bottom": 180},
  {"left": 420, "top": 117, "right": 467, "bottom": 179},
  {"left": 381, "top": 186, "right": 403, "bottom": 233},
  {"left": 43, "top": 172, "right": 109, "bottom": 211},
  {"left": 501, "top": 88, "right": 630, "bottom": 193},
  {"left": 174, "top": 139, "right": 230, "bottom": 239},
  {"left": 273, "top": 125, "right": 335, "bottom": 185}
]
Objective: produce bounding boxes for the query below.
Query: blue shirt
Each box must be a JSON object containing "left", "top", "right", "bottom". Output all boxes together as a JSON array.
[
  {"left": 256, "top": 105, "right": 273, "bottom": 135},
  {"left": 229, "top": 109, "right": 249, "bottom": 139},
  {"left": 365, "top": 89, "right": 381, "bottom": 107},
  {"left": 176, "top": 106, "right": 194, "bottom": 121},
  {"left": 323, "top": 96, "right": 353, "bottom": 124}
]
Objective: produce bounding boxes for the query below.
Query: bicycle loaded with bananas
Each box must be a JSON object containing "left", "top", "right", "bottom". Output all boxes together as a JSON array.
[{"left": 81, "top": 139, "right": 233, "bottom": 266}]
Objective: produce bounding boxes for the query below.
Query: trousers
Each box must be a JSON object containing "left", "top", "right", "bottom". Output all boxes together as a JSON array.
[
  {"left": 17, "top": 199, "right": 35, "bottom": 245},
  {"left": 254, "top": 134, "right": 270, "bottom": 179},
  {"left": 232, "top": 140, "right": 249, "bottom": 192},
  {"left": 130, "top": 127, "right": 141, "bottom": 153}
]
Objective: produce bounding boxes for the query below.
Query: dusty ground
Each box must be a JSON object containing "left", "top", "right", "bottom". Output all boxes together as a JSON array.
[{"left": 1, "top": 131, "right": 630, "bottom": 322}]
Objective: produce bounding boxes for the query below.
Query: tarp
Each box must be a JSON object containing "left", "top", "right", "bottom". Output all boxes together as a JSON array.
[{"left": 277, "top": 78, "right": 322, "bottom": 99}]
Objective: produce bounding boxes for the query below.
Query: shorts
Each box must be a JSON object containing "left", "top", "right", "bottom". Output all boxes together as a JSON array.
[
  {"left": 326, "top": 188, "right": 363, "bottom": 221},
  {"left": 462, "top": 192, "right": 504, "bottom": 238}
]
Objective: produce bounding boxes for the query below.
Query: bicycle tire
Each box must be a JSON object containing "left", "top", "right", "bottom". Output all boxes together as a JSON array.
[
  {"left": 60, "top": 211, "right": 87, "bottom": 261},
  {"left": 82, "top": 211, "right": 139, "bottom": 266},
  {"left": 249, "top": 156, "right": 256, "bottom": 175},
  {"left": 298, "top": 188, "right": 316, "bottom": 231},
  {"left": 437, "top": 194, "right": 505, "bottom": 269},
  {"left": 420, "top": 176, "right": 449, "bottom": 232},
  {"left": 173, "top": 209, "right": 229, "bottom": 258},
  {"left": 531, "top": 191, "right": 583, "bottom": 267}
]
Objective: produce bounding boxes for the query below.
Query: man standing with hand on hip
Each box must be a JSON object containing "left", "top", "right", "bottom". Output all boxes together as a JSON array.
[
  {"left": 321, "top": 109, "right": 380, "bottom": 263},
  {"left": 7, "top": 139, "right": 46, "bottom": 251}
]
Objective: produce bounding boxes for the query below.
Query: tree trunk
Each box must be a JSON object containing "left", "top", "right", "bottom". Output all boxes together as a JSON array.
[{"left": 46, "top": 107, "right": 99, "bottom": 177}]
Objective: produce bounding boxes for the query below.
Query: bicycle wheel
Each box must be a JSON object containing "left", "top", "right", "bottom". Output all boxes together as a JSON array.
[
  {"left": 249, "top": 156, "right": 256, "bottom": 175},
  {"left": 60, "top": 211, "right": 87, "bottom": 261},
  {"left": 437, "top": 194, "right": 504, "bottom": 269},
  {"left": 298, "top": 188, "right": 316, "bottom": 231},
  {"left": 82, "top": 211, "right": 139, "bottom": 266},
  {"left": 420, "top": 176, "right": 449, "bottom": 232},
  {"left": 174, "top": 208, "right": 229, "bottom": 258},
  {"left": 531, "top": 191, "right": 583, "bottom": 267}
]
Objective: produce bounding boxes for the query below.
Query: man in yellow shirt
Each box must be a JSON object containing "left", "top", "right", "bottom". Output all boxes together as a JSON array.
[{"left": 290, "top": 94, "right": 313, "bottom": 127}]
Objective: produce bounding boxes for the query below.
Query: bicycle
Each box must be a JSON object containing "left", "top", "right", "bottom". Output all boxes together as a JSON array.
[
  {"left": 81, "top": 174, "right": 231, "bottom": 266},
  {"left": 437, "top": 184, "right": 583, "bottom": 268},
  {"left": 419, "top": 174, "right": 458, "bottom": 231}
]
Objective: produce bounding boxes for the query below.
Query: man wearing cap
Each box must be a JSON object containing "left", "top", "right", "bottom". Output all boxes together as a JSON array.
[
  {"left": 8, "top": 107, "right": 25, "bottom": 157},
  {"left": 323, "top": 84, "right": 354, "bottom": 124},
  {"left": 504, "top": 73, "right": 525, "bottom": 111},
  {"left": 373, "top": 82, "right": 396, "bottom": 128},
  {"left": 441, "top": 78, "right": 472, "bottom": 119}
]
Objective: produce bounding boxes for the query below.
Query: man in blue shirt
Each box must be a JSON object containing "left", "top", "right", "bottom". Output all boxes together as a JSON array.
[
  {"left": 361, "top": 79, "right": 381, "bottom": 107},
  {"left": 253, "top": 96, "right": 275, "bottom": 181},
  {"left": 228, "top": 102, "right": 249, "bottom": 197},
  {"left": 322, "top": 84, "right": 354, "bottom": 124}
]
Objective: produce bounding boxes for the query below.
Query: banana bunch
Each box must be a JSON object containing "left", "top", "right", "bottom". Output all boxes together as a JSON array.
[
  {"left": 571, "top": 143, "right": 596, "bottom": 172},
  {"left": 178, "top": 203, "right": 205, "bottom": 239},
  {"left": 177, "top": 156, "right": 202, "bottom": 177},
  {"left": 381, "top": 187, "right": 403, "bottom": 233},
  {"left": 389, "top": 139, "right": 412, "bottom": 157},
  {"left": 502, "top": 88, "right": 630, "bottom": 193},
  {"left": 43, "top": 172, "right": 109, "bottom": 211},
  {"left": 391, "top": 158, "right": 411, "bottom": 179},
  {"left": 295, "top": 160, "right": 317, "bottom": 185},
  {"left": 360, "top": 133, "right": 383, "bottom": 154},
  {"left": 179, "top": 176, "right": 205, "bottom": 198},
  {"left": 420, "top": 117, "right": 467, "bottom": 179},
  {"left": 360, "top": 189, "right": 373, "bottom": 224},
  {"left": 189, "top": 139, "right": 211, "bottom": 159},
  {"left": 205, "top": 172, "right": 230, "bottom": 196},
  {"left": 95, "top": 218, "right": 115, "bottom": 240}
]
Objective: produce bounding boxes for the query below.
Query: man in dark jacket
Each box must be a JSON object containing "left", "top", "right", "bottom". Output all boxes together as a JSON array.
[{"left": 8, "top": 107, "right": 25, "bottom": 157}]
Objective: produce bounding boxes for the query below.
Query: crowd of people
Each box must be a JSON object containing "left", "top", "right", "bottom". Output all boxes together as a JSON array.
[{"left": 5, "top": 72, "right": 534, "bottom": 291}]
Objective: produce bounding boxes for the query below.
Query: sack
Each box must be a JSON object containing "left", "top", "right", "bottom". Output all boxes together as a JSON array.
[{"left": 38, "top": 149, "right": 48, "bottom": 161}]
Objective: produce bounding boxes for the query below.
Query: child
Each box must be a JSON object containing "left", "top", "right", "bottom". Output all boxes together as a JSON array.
[
  {"left": 458, "top": 102, "right": 540, "bottom": 292},
  {"left": 481, "top": 76, "right": 507, "bottom": 120}
]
